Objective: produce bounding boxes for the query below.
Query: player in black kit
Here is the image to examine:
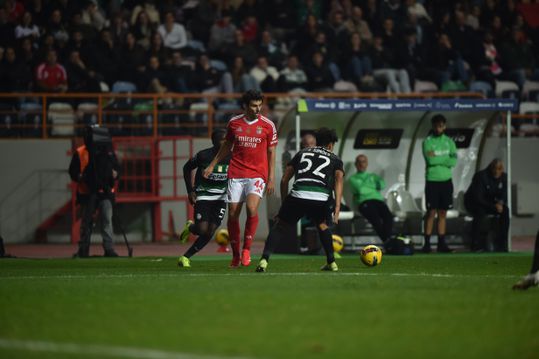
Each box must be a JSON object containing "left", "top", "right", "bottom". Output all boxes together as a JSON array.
[
  {"left": 177, "top": 129, "right": 231, "bottom": 267},
  {"left": 256, "top": 127, "right": 345, "bottom": 272}
]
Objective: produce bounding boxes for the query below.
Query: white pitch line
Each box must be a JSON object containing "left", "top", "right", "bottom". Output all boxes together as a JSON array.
[
  {"left": 0, "top": 338, "right": 253, "bottom": 359},
  {"left": 0, "top": 272, "right": 517, "bottom": 280}
]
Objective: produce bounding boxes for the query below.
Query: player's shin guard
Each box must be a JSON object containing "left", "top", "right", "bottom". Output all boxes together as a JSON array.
[
  {"left": 228, "top": 218, "right": 241, "bottom": 258},
  {"left": 244, "top": 214, "right": 259, "bottom": 250},
  {"left": 318, "top": 228, "right": 335, "bottom": 264}
]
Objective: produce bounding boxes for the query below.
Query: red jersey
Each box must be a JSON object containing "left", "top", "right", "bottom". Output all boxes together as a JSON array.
[
  {"left": 226, "top": 113, "right": 278, "bottom": 181},
  {"left": 36, "top": 62, "right": 67, "bottom": 91}
]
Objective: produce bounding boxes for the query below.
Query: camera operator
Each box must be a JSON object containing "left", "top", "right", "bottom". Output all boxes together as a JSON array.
[{"left": 69, "top": 125, "right": 120, "bottom": 258}]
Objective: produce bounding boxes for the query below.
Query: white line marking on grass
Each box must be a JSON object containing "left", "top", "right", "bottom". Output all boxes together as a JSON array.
[
  {"left": 0, "top": 272, "right": 516, "bottom": 280},
  {"left": 0, "top": 338, "right": 252, "bottom": 359}
]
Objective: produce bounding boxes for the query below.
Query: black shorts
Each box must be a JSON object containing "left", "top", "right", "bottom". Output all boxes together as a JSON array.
[
  {"left": 194, "top": 200, "right": 226, "bottom": 226},
  {"left": 278, "top": 196, "right": 332, "bottom": 226},
  {"left": 425, "top": 180, "right": 454, "bottom": 210}
]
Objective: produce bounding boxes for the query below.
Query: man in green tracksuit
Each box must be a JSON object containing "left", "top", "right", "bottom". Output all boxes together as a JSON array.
[
  {"left": 348, "top": 154, "right": 395, "bottom": 250},
  {"left": 422, "top": 114, "right": 457, "bottom": 253}
]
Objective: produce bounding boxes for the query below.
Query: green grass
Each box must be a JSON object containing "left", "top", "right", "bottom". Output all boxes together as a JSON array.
[{"left": 0, "top": 253, "right": 538, "bottom": 359}]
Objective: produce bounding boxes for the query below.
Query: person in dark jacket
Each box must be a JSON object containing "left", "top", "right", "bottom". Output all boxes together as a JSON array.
[
  {"left": 464, "top": 158, "right": 509, "bottom": 252},
  {"left": 69, "top": 125, "right": 120, "bottom": 258}
]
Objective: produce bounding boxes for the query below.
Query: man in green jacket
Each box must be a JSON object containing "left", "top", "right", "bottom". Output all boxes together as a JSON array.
[
  {"left": 422, "top": 114, "right": 457, "bottom": 253},
  {"left": 348, "top": 154, "right": 394, "bottom": 250}
]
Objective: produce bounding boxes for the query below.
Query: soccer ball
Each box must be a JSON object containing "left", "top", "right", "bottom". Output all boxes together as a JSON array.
[
  {"left": 360, "top": 245, "right": 382, "bottom": 267},
  {"left": 215, "top": 228, "right": 229, "bottom": 246},
  {"left": 332, "top": 234, "right": 344, "bottom": 253}
]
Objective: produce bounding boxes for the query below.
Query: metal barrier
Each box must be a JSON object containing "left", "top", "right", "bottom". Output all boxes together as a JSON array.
[{"left": 0, "top": 92, "right": 487, "bottom": 139}]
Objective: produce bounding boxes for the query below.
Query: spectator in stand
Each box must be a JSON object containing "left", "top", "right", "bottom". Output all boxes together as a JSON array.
[
  {"left": 405, "top": 0, "right": 431, "bottom": 24},
  {"left": 295, "top": 14, "right": 325, "bottom": 63},
  {"left": 35, "top": 49, "right": 67, "bottom": 92},
  {"left": 143, "top": 55, "right": 169, "bottom": 93},
  {"left": 380, "top": 0, "right": 407, "bottom": 29},
  {"left": 0, "top": 46, "right": 32, "bottom": 92},
  {"left": 67, "top": 30, "right": 92, "bottom": 66},
  {"left": 499, "top": 26, "right": 538, "bottom": 89},
  {"left": 192, "top": 53, "right": 233, "bottom": 94},
  {"left": 278, "top": 54, "right": 308, "bottom": 92},
  {"left": 258, "top": 30, "right": 287, "bottom": 68},
  {"left": 64, "top": 49, "right": 101, "bottom": 92},
  {"left": 370, "top": 35, "right": 411, "bottom": 93},
  {"left": 339, "top": 32, "right": 374, "bottom": 89},
  {"left": 306, "top": 31, "right": 336, "bottom": 65},
  {"left": 157, "top": 11, "right": 187, "bottom": 51},
  {"left": 448, "top": 10, "right": 475, "bottom": 67},
  {"left": 5, "top": 0, "right": 24, "bottom": 24},
  {"left": 81, "top": 0, "right": 107, "bottom": 32},
  {"left": 241, "top": 15, "right": 259, "bottom": 44},
  {"left": 118, "top": 32, "right": 146, "bottom": 84},
  {"left": 0, "top": 8, "right": 15, "bottom": 47},
  {"left": 296, "top": 0, "right": 322, "bottom": 24},
  {"left": 380, "top": 17, "right": 399, "bottom": 50},
  {"left": 426, "top": 33, "right": 469, "bottom": 89},
  {"left": 501, "top": 0, "right": 519, "bottom": 30},
  {"left": 15, "top": 12, "right": 39, "bottom": 41},
  {"left": 480, "top": 0, "right": 498, "bottom": 30},
  {"left": 345, "top": 6, "right": 373, "bottom": 44},
  {"left": 261, "top": 0, "right": 296, "bottom": 38},
  {"left": 164, "top": 50, "right": 194, "bottom": 93},
  {"left": 326, "top": 10, "right": 350, "bottom": 49},
  {"left": 132, "top": 10, "right": 154, "bottom": 50},
  {"left": 225, "top": 30, "right": 258, "bottom": 69},
  {"left": 147, "top": 31, "right": 168, "bottom": 64},
  {"left": 489, "top": 15, "right": 506, "bottom": 47},
  {"left": 466, "top": 4, "right": 481, "bottom": 30},
  {"left": 250, "top": 55, "right": 279, "bottom": 92},
  {"left": 474, "top": 31, "right": 504, "bottom": 89},
  {"left": 230, "top": 56, "right": 259, "bottom": 92},
  {"left": 208, "top": 12, "right": 236, "bottom": 59},
  {"left": 110, "top": 12, "right": 129, "bottom": 46},
  {"left": 396, "top": 29, "right": 426, "bottom": 89},
  {"left": 90, "top": 28, "right": 120, "bottom": 87},
  {"left": 305, "top": 51, "right": 335, "bottom": 92},
  {"left": 46, "top": 9, "right": 69, "bottom": 44},
  {"left": 18, "top": 36, "right": 37, "bottom": 74},
  {"left": 130, "top": 0, "right": 160, "bottom": 27}
]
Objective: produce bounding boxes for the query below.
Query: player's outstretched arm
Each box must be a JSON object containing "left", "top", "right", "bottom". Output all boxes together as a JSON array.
[
  {"left": 183, "top": 158, "right": 198, "bottom": 205},
  {"left": 203, "top": 139, "right": 232, "bottom": 178},
  {"left": 280, "top": 165, "right": 295, "bottom": 203},
  {"left": 333, "top": 170, "right": 344, "bottom": 224},
  {"left": 266, "top": 146, "right": 277, "bottom": 195}
]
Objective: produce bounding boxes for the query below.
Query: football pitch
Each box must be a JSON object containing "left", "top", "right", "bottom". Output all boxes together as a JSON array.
[{"left": 0, "top": 253, "right": 538, "bottom": 359}]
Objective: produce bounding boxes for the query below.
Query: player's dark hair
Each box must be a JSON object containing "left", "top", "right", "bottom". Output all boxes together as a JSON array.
[
  {"left": 315, "top": 127, "right": 338, "bottom": 147},
  {"left": 431, "top": 114, "right": 447, "bottom": 125},
  {"left": 211, "top": 128, "right": 226, "bottom": 147},
  {"left": 240, "top": 90, "right": 263, "bottom": 108}
]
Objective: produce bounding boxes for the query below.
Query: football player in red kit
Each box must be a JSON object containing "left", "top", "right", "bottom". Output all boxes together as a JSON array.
[{"left": 204, "top": 90, "right": 277, "bottom": 267}]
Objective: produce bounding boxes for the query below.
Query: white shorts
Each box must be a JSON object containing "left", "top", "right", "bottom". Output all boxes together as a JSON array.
[{"left": 227, "top": 178, "right": 266, "bottom": 203}]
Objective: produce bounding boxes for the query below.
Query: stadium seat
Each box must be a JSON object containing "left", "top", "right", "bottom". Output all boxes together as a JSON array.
[
  {"left": 518, "top": 102, "right": 539, "bottom": 136},
  {"left": 495, "top": 80, "right": 519, "bottom": 98},
  {"left": 469, "top": 81, "right": 493, "bottom": 98},
  {"left": 48, "top": 102, "right": 75, "bottom": 136},
  {"left": 522, "top": 80, "right": 539, "bottom": 101},
  {"left": 111, "top": 81, "right": 137, "bottom": 93},
  {"left": 0, "top": 103, "right": 18, "bottom": 137},
  {"left": 77, "top": 102, "right": 98, "bottom": 135},
  {"left": 215, "top": 102, "right": 241, "bottom": 124},
  {"left": 210, "top": 59, "right": 228, "bottom": 72},
  {"left": 333, "top": 80, "right": 358, "bottom": 92},
  {"left": 19, "top": 102, "right": 42, "bottom": 137},
  {"left": 414, "top": 80, "right": 438, "bottom": 93}
]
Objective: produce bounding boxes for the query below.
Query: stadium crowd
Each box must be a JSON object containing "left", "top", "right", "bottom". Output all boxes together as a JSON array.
[{"left": 0, "top": 0, "right": 538, "bottom": 98}]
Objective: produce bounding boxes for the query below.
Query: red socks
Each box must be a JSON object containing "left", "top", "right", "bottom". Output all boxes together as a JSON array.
[
  {"left": 227, "top": 218, "right": 241, "bottom": 258},
  {"left": 244, "top": 215, "right": 259, "bottom": 250}
]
